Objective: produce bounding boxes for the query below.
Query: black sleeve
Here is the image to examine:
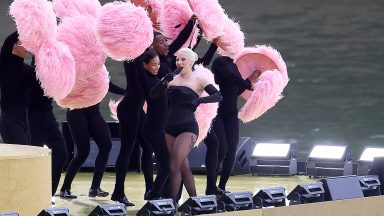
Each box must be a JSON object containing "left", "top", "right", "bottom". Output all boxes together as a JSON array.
[
  {"left": 196, "top": 84, "right": 223, "bottom": 104},
  {"left": 108, "top": 81, "right": 125, "bottom": 95},
  {"left": 195, "top": 43, "right": 218, "bottom": 66},
  {"left": 214, "top": 59, "right": 253, "bottom": 91},
  {"left": 149, "top": 70, "right": 178, "bottom": 98},
  {"left": 238, "top": 79, "right": 252, "bottom": 95},
  {"left": 149, "top": 79, "right": 167, "bottom": 99},
  {"left": 191, "top": 25, "right": 203, "bottom": 51},
  {"left": 168, "top": 17, "right": 195, "bottom": 56}
]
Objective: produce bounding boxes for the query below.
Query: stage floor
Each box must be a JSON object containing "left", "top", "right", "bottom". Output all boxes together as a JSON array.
[{"left": 53, "top": 172, "right": 315, "bottom": 215}]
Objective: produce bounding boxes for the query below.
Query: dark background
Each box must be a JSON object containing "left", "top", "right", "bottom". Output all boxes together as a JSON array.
[{"left": 1, "top": 0, "right": 384, "bottom": 160}]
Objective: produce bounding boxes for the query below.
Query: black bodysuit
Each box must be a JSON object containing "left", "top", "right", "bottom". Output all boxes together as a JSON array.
[
  {"left": 166, "top": 86, "right": 200, "bottom": 137},
  {"left": 207, "top": 56, "right": 253, "bottom": 191}
]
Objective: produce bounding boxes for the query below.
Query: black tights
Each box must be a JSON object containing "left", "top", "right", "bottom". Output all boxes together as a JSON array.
[
  {"left": 113, "top": 102, "right": 153, "bottom": 198},
  {"left": 28, "top": 109, "right": 68, "bottom": 196},
  {"left": 138, "top": 113, "right": 154, "bottom": 194},
  {"left": 215, "top": 113, "right": 240, "bottom": 191},
  {"left": 165, "top": 132, "right": 197, "bottom": 201},
  {"left": 203, "top": 130, "right": 219, "bottom": 192},
  {"left": 143, "top": 124, "right": 169, "bottom": 196},
  {"left": 61, "top": 105, "right": 112, "bottom": 191}
]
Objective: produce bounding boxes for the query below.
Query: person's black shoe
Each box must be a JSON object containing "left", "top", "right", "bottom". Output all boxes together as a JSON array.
[
  {"left": 205, "top": 187, "right": 226, "bottom": 196},
  {"left": 59, "top": 189, "right": 77, "bottom": 199},
  {"left": 89, "top": 188, "right": 109, "bottom": 197},
  {"left": 144, "top": 190, "right": 161, "bottom": 200},
  {"left": 111, "top": 194, "right": 135, "bottom": 206}
]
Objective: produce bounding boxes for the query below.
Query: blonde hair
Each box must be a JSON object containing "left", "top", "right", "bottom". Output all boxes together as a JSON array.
[{"left": 176, "top": 48, "right": 198, "bottom": 62}]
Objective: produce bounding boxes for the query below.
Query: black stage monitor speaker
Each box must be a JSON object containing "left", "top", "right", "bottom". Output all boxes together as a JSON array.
[
  {"left": 188, "top": 137, "right": 255, "bottom": 174},
  {"left": 217, "top": 191, "right": 253, "bottom": 212},
  {"left": 320, "top": 175, "right": 364, "bottom": 201},
  {"left": 358, "top": 175, "right": 381, "bottom": 197},
  {"left": 89, "top": 204, "right": 126, "bottom": 216},
  {"left": 287, "top": 181, "right": 325, "bottom": 205},
  {"left": 0, "top": 213, "right": 18, "bottom": 216},
  {"left": 37, "top": 208, "right": 69, "bottom": 216},
  {"left": 369, "top": 156, "right": 384, "bottom": 194},
  {"left": 253, "top": 187, "right": 286, "bottom": 208},
  {"left": 178, "top": 195, "right": 217, "bottom": 215},
  {"left": 136, "top": 199, "right": 176, "bottom": 216}
]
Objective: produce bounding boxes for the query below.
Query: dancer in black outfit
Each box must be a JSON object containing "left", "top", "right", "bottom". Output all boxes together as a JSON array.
[
  {"left": 60, "top": 83, "right": 125, "bottom": 199},
  {"left": 151, "top": 48, "right": 222, "bottom": 203},
  {"left": 111, "top": 59, "right": 148, "bottom": 206},
  {"left": 206, "top": 56, "right": 254, "bottom": 192},
  {"left": 28, "top": 57, "right": 68, "bottom": 197},
  {"left": 135, "top": 51, "right": 170, "bottom": 200},
  {"left": 0, "top": 31, "right": 34, "bottom": 144}
]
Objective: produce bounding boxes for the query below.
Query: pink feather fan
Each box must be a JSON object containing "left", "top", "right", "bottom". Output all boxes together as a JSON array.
[
  {"left": 52, "top": 0, "right": 101, "bottom": 19},
  {"left": 95, "top": 1, "right": 154, "bottom": 61},
  {"left": 131, "top": 0, "right": 162, "bottom": 30},
  {"left": 144, "top": 0, "right": 162, "bottom": 14},
  {"left": 109, "top": 97, "right": 123, "bottom": 121},
  {"left": 159, "top": 0, "right": 198, "bottom": 49},
  {"left": 234, "top": 45, "right": 289, "bottom": 123},
  {"left": 186, "top": 0, "right": 225, "bottom": 40},
  {"left": 57, "top": 65, "right": 110, "bottom": 109},
  {"left": 9, "top": 0, "right": 57, "bottom": 53},
  {"left": 35, "top": 41, "right": 76, "bottom": 100},
  {"left": 194, "top": 64, "right": 219, "bottom": 146},
  {"left": 57, "top": 15, "right": 107, "bottom": 76},
  {"left": 216, "top": 16, "right": 245, "bottom": 59}
]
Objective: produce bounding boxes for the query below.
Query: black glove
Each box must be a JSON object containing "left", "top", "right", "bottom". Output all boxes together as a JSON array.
[
  {"left": 163, "top": 72, "right": 175, "bottom": 83},
  {"left": 196, "top": 84, "right": 223, "bottom": 104}
]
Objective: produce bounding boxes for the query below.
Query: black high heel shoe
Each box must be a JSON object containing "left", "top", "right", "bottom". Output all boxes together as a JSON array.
[
  {"left": 111, "top": 194, "right": 135, "bottom": 207},
  {"left": 59, "top": 189, "right": 77, "bottom": 199},
  {"left": 88, "top": 188, "right": 109, "bottom": 197},
  {"left": 144, "top": 190, "right": 161, "bottom": 200},
  {"left": 205, "top": 187, "right": 226, "bottom": 196}
]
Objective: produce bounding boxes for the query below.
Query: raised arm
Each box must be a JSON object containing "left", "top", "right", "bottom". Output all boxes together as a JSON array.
[
  {"left": 108, "top": 81, "right": 125, "bottom": 95},
  {"left": 212, "top": 57, "right": 253, "bottom": 91},
  {"left": 168, "top": 15, "right": 197, "bottom": 56},
  {"left": 149, "top": 71, "right": 177, "bottom": 98},
  {"left": 195, "top": 43, "right": 218, "bottom": 66}
]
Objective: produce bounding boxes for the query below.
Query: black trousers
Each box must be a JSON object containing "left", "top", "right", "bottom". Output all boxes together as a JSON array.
[
  {"left": 215, "top": 113, "right": 240, "bottom": 190},
  {"left": 61, "top": 105, "right": 112, "bottom": 191},
  {"left": 28, "top": 109, "right": 68, "bottom": 196},
  {"left": 203, "top": 129, "right": 219, "bottom": 192},
  {"left": 113, "top": 102, "right": 153, "bottom": 198},
  {"left": 143, "top": 121, "right": 170, "bottom": 195},
  {"left": 0, "top": 109, "right": 29, "bottom": 145}
]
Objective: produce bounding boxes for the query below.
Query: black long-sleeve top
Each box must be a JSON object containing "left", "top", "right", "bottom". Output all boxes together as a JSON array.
[
  {"left": 157, "top": 18, "right": 196, "bottom": 79},
  {"left": 109, "top": 81, "right": 125, "bottom": 95},
  {"left": 121, "top": 60, "right": 145, "bottom": 109},
  {"left": 0, "top": 31, "right": 35, "bottom": 110},
  {"left": 135, "top": 58, "right": 168, "bottom": 128},
  {"left": 211, "top": 56, "right": 252, "bottom": 114}
]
